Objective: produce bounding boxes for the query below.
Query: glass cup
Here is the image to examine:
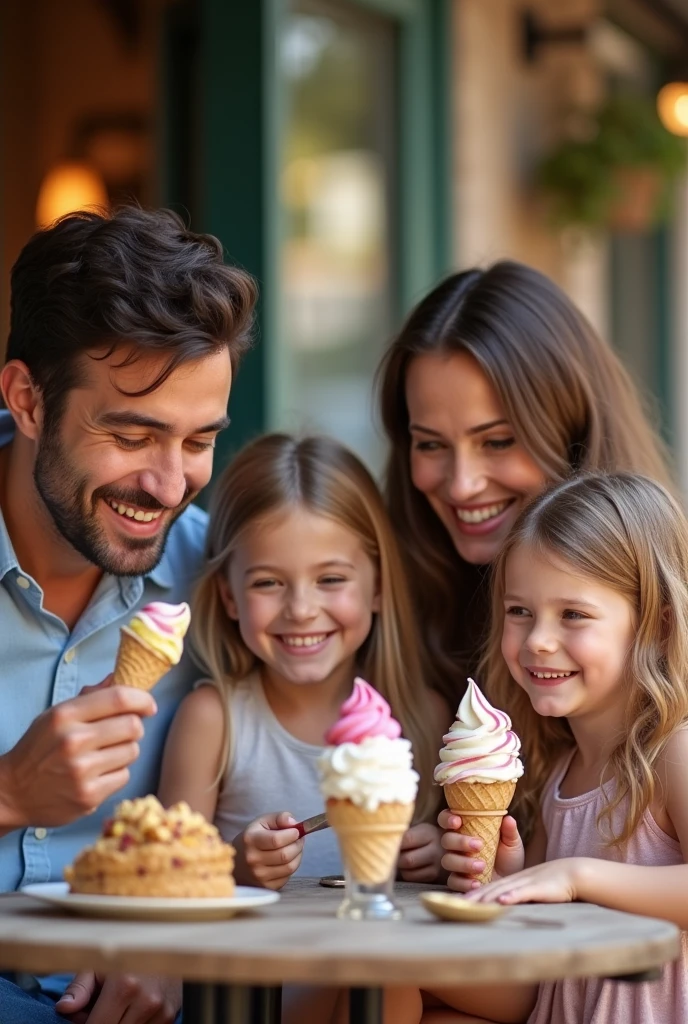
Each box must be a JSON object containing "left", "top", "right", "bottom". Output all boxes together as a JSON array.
[{"left": 336, "top": 867, "right": 403, "bottom": 920}]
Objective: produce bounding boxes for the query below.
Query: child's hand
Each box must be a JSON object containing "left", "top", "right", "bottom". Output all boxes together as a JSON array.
[
  {"left": 465, "top": 857, "right": 582, "bottom": 906},
  {"left": 233, "top": 811, "right": 303, "bottom": 891},
  {"left": 397, "top": 823, "right": 443, "bottom": 882},
  {"left": 438, "top": 810, "right": 524, "bottom": 893}
]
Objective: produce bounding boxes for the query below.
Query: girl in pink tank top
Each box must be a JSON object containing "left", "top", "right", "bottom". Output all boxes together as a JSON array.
[{"left": 420, "top": 474, "right": 688, "bottom": 1024}]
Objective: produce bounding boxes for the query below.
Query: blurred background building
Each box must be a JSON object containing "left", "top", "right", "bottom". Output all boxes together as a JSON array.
[{"left": 3, "top": 0, "right": 688, "bottom": 488}]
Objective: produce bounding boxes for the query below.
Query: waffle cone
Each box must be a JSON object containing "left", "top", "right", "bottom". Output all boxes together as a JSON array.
[
  {"left": 443, "top": 779, "right": 517, "bottom": 884},
  {"left": 326, "top": 798, "right": 414, "bottom": 884},
  {"left": 113, "top": 629, "right": 172, "bottom": 691}
]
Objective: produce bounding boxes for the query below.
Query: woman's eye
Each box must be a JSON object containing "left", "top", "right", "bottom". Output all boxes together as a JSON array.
[
  {"left": 113, "top": 435, "right": 146, "bottom": 450},
  {"left": 563, "top": 609, "right": 586, "bottom": 621},
  {"left": 320, "top": 575, "right": 346, "bottom": 586},
  {"left": 413, "top": 439, "right": 443, "bottom": 452},
  {"left": 506, "top": 605, "right": 530, "bottom": 617},
  {"left": 485, "top": 437, "right": 515, "bottom": 451},
  {"left": 252, "top": 579, "right": 278, "bottom": 590}
]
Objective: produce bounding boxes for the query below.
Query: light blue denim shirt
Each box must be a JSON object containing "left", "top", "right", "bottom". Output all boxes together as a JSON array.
[{"left": 0, "top": 409, "right": 208, "bottom": 896}]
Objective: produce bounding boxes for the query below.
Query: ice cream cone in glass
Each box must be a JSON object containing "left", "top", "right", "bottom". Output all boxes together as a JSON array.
[{"left": 318, "top": 678, "right": 419, "bottom": 920}]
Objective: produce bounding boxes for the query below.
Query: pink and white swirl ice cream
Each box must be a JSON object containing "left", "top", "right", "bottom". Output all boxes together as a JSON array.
[
  {"left": 435, "top": 678, "right": 523, "bottom": 884},
  {"left": 113, "top": 602, "right": 191, "bottom": 690},
  {"left": 318, "top": 677, "right": 419, "bottom": 811},
  {"left": 318, "top": 678, "right": 418, "bottom": 884},
  {"left": 434, "top": 677, "right": 523, "bottom": 786}
]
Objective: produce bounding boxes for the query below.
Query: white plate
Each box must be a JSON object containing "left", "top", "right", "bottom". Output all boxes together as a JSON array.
[{"left": 21, "top": 882, "right": 279, "bottom": 921}]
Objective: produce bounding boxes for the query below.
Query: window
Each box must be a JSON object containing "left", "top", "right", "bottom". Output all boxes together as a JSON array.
[
  {"left": 167, "top": 0, "right": 450, "bottom": 475},
  {"left": 276, "top": 1, "right": 396, "bottom": 469}
]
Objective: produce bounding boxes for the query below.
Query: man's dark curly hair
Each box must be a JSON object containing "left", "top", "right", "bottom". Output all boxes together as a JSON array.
[{"left": 6, "top": 205, "right": 257, "bottom": 426}]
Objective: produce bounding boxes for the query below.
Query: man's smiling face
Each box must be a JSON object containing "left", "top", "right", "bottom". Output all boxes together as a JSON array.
[{"left": 33, "top": 345, "right": 232, "bottom": 576}]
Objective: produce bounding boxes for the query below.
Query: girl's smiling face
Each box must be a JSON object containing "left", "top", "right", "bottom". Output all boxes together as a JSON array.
[
  {"left": 406, "top": 351, "right": 547, "bottom": 566},
  {"left": 221, "top": 505, "right": 379, "bottom": 693},
  {"left": 501, "top": 544, "right": 637, "bottom": 724}
]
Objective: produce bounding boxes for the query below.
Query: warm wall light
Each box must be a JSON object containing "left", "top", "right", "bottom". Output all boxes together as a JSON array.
[
  {"left": 35, "top": 161, "right": 108, "bottom": 228},
  {"left": 657, "top": 83, "right": 688, "bottom": 138}
]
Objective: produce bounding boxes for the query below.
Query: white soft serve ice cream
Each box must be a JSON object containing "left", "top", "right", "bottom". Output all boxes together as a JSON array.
[
  {"left": 318, "top": 678, "right": 419, "bottom": 811},
  {"left": 434, "top": 677, "right": 524, "bottom": 785}
]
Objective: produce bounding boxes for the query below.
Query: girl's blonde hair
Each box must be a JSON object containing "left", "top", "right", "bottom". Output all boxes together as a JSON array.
[
  {"left": 192, "top": 433, "right": 439, "bottom": 822},
  {"left": 378, "top": 261, "right": 674, "bottom": 703},
  {"left": 482, "top": 473, "right": 688, "bottom": 846}
]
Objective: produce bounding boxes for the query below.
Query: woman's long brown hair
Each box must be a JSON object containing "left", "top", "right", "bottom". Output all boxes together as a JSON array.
[
  {"left": 378, "top": 261, "right": 673, "bottom": 706},
  {"left": 191, "top": 433, "right": 440, "bottom": 822}
]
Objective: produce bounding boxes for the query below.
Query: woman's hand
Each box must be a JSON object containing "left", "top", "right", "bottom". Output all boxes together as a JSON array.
[
  {"left": 397, "top": 823, "right": 444, "bottom": 882},
  {"left": 465, "top": 857, "right": 583, "bottom": 905},
  {"left": 438, "top": 810, "right": 525, "bottom": 893},
  {"left": 233, "top": 811, "right": 303, "bottom": 891}
]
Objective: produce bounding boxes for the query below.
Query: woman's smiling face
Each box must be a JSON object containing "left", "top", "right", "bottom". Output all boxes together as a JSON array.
[{"left": 406, "top": 351, "right": 547, "bottom": 565}]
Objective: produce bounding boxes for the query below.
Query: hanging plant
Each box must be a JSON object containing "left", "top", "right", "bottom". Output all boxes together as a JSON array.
[{"left": 538, "top": 94, "right": 687, "bottom": 232}]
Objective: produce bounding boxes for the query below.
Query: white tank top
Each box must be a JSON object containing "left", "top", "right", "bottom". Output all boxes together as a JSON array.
[{"left": 209, "top": 672, "right": 342, "bottom": 878}]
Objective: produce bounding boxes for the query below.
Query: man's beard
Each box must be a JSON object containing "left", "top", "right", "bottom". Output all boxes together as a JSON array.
[{"left": 33, "top": 428, "right": 193, "bottom": 577}]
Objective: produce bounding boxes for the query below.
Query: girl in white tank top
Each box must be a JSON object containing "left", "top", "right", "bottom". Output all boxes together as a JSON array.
[{"left": 159, "top": 434, "right": 447, "bottom": 895}]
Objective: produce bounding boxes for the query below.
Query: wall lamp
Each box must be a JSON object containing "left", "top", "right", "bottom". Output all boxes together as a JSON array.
[
  {"left": 523, "top": 9, "right": 589, "bottom": 64},
  {"left": 657, "top": 81, "right": 688, "bottom": 137}
]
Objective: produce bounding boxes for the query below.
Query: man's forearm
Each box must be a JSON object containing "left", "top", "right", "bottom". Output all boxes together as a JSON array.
[{"left": 574, "top": 858, "right": 688, "bottom": 930}]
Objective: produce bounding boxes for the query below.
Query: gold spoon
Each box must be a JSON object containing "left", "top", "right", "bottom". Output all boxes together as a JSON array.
[
  {"left": 421, "top": 891, "right": 505, "bottom": 922},
  {"left": 420, "top": 891, "right": 564, "bottom": 928}
]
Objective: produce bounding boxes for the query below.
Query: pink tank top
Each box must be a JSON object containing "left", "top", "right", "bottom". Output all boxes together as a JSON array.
[{"left": 529, "top": 748, "right": 687, "bottom": 1024}]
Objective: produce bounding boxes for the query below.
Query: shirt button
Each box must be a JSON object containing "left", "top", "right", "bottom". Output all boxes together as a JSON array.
[
  {"left": 16, "top": 576, "right": 30, "bottom": 590},
  {"left": 64, "top": 648, "right": 76, "bottom": 664},
  {"left": 34, "top": 828, "right": 48, "bottom": 840}
]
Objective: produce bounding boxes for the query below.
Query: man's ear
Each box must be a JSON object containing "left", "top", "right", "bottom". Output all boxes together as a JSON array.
[
  {"left": 0, "top": 361, "right": 43, "bottom": 441},
  {"left": 217, "top": 575, "right": 239, "bottom": 620}
]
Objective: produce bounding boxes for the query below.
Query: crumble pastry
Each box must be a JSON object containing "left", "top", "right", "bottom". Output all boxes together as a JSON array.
[{"left": 64, "top": 795, "right": 235, "bottom": 897}]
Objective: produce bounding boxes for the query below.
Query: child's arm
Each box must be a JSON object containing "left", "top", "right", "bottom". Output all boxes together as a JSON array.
[
  {"left": 466, "top": 731, "right": 688, "bottom": 929},
  {"left": 158, "top": 684, "right": 224, "bottom": 821},
  {"left": 159, "top": 686, "right": 304, "bottom": 890}
]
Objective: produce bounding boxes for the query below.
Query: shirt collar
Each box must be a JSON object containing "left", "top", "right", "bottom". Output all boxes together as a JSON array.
[{"left": 146, "top": 547, "right": 174, "bottom": 589}]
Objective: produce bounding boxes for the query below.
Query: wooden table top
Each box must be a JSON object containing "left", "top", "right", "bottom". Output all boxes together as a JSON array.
[{"left": 0, "top": 879, "right": 679, "bottom": 988}]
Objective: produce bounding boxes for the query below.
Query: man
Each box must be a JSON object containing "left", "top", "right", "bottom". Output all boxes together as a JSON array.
[{"left": 0, "top": 206, "right": 256, "bottom": 1022}]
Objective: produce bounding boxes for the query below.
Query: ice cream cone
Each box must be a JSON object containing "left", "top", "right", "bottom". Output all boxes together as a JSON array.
[
  {"left": 444, "top": 779, "right": 516, "bottom": 883},
  {"left": 113, "top": 629, "right": 171, "bottom": 690},
  {"left": 327, "top": 798, "right": 414, "bottom": 884}
]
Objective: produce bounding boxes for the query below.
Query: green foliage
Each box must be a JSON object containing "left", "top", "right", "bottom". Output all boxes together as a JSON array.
[{"left": 538, "top": 94, "right": 687, "bottom": 229}]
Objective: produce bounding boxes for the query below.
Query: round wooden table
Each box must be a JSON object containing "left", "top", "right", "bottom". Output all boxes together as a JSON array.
[{"left": 0, "top": 879, "right": 680, "bottom": 1023}]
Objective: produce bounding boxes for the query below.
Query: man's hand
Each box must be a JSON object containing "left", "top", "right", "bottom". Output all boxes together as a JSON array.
[
  {"left": 0, "top": 682, "right": 157, "bottom": 830},
  {"left": 397, "top": 823, "right": 444, "bottom": 882},
  {"left": 439, "top": 811, "right": 525, "bottom": 893},
  {"left": 233, "top": 811, "right": 303, "bottom": 891},
  {"left": 56, "top": 971, "right": 180, "bottom": 1024}
]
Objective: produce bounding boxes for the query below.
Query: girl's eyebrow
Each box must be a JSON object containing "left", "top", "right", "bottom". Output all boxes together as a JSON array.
[
  {"left": 243, "top": 559, "right": 355, "bottom": 576},
  {"left": 504, "top": 593, "right": 600, "bottom": 611}
]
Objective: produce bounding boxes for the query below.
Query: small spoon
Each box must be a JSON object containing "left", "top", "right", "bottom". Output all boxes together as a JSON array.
[
  {"left": 421, "top": 891, "right": 505, "bottom": 923},
  {"left": 421, "top": 891, "right": 564, "bottom": 928}
]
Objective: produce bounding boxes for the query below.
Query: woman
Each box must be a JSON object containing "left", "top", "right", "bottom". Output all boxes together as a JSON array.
[{"left": 378, "top": 260, "right": 673, "bottom": 707}]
